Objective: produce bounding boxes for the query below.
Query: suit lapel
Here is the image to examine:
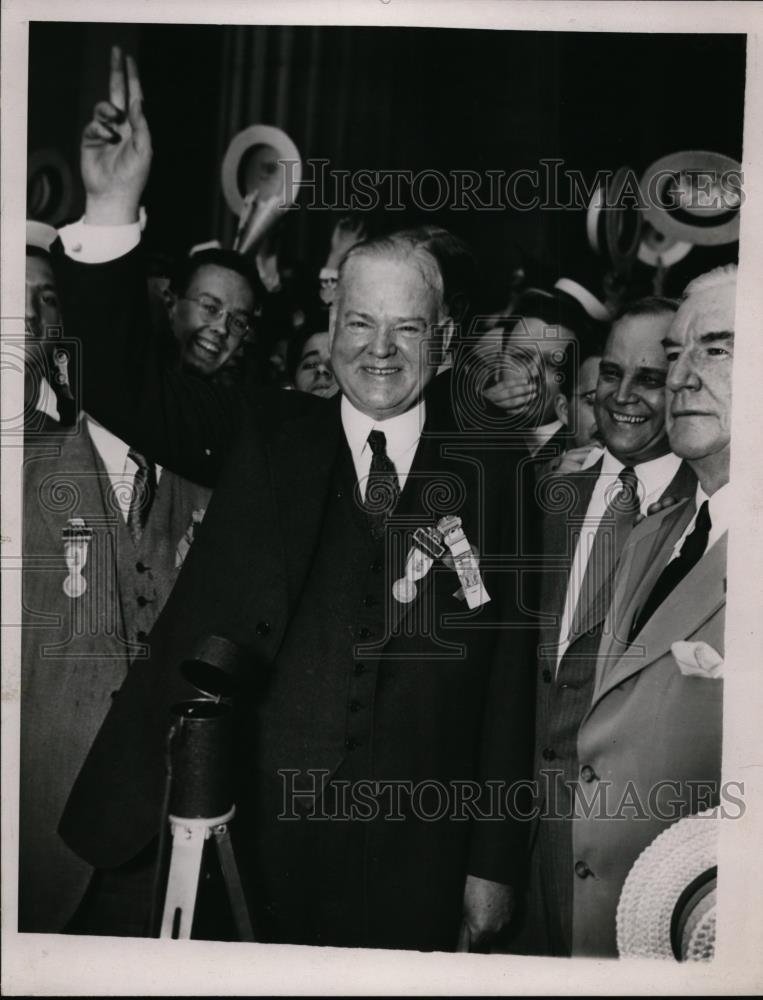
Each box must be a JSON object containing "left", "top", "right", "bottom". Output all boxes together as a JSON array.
[
  {"left": 591, "top": 499, "right": 726, "bottom": 707},
  {"left": 537, "top": 461, "right": 601, "bottom": 665}
]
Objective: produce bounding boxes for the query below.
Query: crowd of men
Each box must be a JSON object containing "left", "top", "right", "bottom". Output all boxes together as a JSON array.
[{"left": 18, "top": 47, "right": 733, "bottom": 957}]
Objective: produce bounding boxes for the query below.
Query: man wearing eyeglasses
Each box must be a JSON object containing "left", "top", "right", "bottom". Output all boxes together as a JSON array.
[
  {"left": 165, "top": 249, "right": 258, "bottom": 380},
  {"left": 52, "top": 48, "right": 536, "bottom": 952}
]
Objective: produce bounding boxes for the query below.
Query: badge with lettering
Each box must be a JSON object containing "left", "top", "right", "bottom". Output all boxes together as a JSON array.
[
  {"left": 437, "top": 515, "right": 490, "bottom": 609},
  {"left": 392, "top": 526, "right": 445, "bottom": 604},
  {"left": 61, "top": 518, "right": 92, "bottom": 598}
]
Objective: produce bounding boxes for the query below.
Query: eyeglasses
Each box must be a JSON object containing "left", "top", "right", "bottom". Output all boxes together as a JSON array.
[{"left": 181, "top": 294, "right": 255, "bottom": 339}]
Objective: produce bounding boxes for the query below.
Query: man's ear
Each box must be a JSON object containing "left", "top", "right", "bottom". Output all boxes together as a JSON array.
[
  {"left": 328, "top": 302, "right": 337, "bottom": 349},
  {"left": 164, "top": 284, "right": 178, "bottom": 319},
  {"left": 555, "top": 391, "right": 569, "bottom": 427},
  {"left": 440, "top": 316, "right": 456, "bottom": 357}
]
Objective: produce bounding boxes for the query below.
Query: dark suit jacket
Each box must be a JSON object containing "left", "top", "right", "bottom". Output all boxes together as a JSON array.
[{"left": 54, "top": 245, "right": 537, "bottom": 947}]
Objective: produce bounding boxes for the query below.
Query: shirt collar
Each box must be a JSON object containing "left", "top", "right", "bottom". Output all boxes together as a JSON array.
[
  {"left": 697, "top": 480, "right": 732, "bottom": 538},
  {"left": 601, "top": 448, "right": 682, "bottom": 500},
  {"left": 86, "top": 417, "right": 131, "bottom": 477},
  {"left": 35, "top": 377, "right": 60, "bottom": 422},
  {"left": 340, "top": 395, "right": 426, "bottom": 457}
]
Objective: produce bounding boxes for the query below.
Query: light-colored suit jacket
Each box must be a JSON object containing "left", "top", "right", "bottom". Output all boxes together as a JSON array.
[
  {"left": 20, "top": 421, "right": 210, "bottom": 932},
  {"left": 571, "top": 497, "right": 725, "bottom": 957}
]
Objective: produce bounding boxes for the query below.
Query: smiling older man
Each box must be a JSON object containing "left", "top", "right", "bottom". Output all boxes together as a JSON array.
[
  {"left": 53, "top": 47, "right": 535, "bottom": 951},
  {"left": 520, "top": 295, "right": 696, "bottom": 956},
  {"left": 569, "top": 265, "right": 736, "bottom": 956}
]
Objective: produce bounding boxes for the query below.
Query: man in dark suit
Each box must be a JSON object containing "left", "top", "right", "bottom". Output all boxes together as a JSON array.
[
  {"left": 518, "top": 296, "right": 696, "bottom": 956},
  {"left": 53, "top": 47, "right": 535, "bottom": 951}
]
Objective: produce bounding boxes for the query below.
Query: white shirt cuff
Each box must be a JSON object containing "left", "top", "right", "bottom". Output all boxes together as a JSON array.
[{"left": 58, "top": 218, "right": 141, "bottom": 264}]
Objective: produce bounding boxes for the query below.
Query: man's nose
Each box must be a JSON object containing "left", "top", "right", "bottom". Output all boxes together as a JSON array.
[
  {"left": 25, "top": 291, "right": 40, "bottom": 335},
  {"left": 667, "top": 351, "right": 700, "bottom": 393},
  {"left": 205, "top": 309, "right": 230, "bottom": 337},
  {"left": 613, "top": 375, "right": 639, "bottom": 405},
  {"left": 368, "top": 327, "right": 396, "bottom": 357}
]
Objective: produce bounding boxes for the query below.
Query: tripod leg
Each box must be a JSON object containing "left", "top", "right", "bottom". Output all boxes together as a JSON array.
[
  {"left": 160, "top": 821, "right": 206, "bottom": 938},
  {"left": 214, "top": 824, "right": 255, "bottom": 942}
]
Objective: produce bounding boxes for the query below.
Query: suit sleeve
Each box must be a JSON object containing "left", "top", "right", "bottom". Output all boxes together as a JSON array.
[
  {"left": 466, "top": 447, "right": 538, "bottom": 887},
  {"left": 54, "top": 243, "right": 255, "bottom": 487}
]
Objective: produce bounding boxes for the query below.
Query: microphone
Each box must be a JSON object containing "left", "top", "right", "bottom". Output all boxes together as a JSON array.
[{"left": 179, "top": 634, "right": 248, "bottom": 702}]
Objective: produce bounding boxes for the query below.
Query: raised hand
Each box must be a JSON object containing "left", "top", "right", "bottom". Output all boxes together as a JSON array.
[
  {"left": 82, "top": 45, "right": 152, "bottom": 225},
  {"left": 482, "top": 370, "right": 538, "bottom": 416},
  {"left": 546, "top": 443, "right": 604, "bottom": 476},
  {"left": 326, "top": 215, "right": 366, "bottom": 268}
]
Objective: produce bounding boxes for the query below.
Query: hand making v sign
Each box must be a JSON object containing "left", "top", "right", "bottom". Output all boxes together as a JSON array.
[{"left": 82, "top": 45, "right": 152, "bottom": 226}]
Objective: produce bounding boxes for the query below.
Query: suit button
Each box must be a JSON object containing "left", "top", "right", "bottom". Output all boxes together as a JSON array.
[
  {"left": 350, "top": 700, "right": 362, "bottom": 713},
  {"left": 345, "top": 736, "right": 360, "bottom": 751},
  {"left": 370, "top": 560, "right": 382, "bottom": 573},
  {"left": 362, "top": 595, "right": 375, "bottom": 607},
  {"left": 542, "top": 669, "right": 552, "bottom": 683},
  {"left": 136, "top": 630, "right": 148, "bottom": 642},
  {"left": 354, "top": 662, "right": 365, "bottom": 675},
  {"left": 580, "top": 765, "right": 596, "bottom": 783},
  {"left": 136, "top": 595, "right": 149, "bottom": 607},
  {"left": 575, "top": 860, "right": 594, "bottom": 879},
  {"left": 358, "top": 627, "right": 372, "bottom": 639},
  {"left": 135, "top": 561, "right": 147, "bottom": 573},
  {"left": 255, "top": 621, "right": 271, "bottom": 637},
  {"left": 541, "top": 747, "right": 557, "bottom": 761}
]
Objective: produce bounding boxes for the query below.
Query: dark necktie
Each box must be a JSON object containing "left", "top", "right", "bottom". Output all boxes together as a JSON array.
[
  {"left": 569, "top": 466, "right": 640, "bottom": 639},
  {"left": 127, "top": 448, "right": 157, "bottom": 546},
  {"left": 363, "top": 429, "right": 401, "bottom": 540},
  {"left": 630, "top": 499, "right": 711, "bottom": 639}
]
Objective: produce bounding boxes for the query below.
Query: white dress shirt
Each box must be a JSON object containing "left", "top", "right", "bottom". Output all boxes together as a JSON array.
[
  {"left": 555, "top": 448, "right": 683, "bottom": 668},
  {"left": 35, "top": 377, "right": 60, "bottom": 422},
  {"left": 58, "top": 218, "right": 141, "bottom": 263},
  {"left": 86, "top": 418, "right": 162, "bottom": 522},
  {"left": 669, "top": 480, "right": 731, "bottom": 561},
  {"left": 341, "top": 396, "right": 425, "bottom": 501}
]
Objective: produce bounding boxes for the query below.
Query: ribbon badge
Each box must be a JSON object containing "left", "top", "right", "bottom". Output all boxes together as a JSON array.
[
  {"left": 437, "top": 515, "right": 490, "bottom": 610},
  {"left": 391, "top": 518, "right": 490, "bottom": 610},
  {"left": 61, "top": 517, "right": 92, "bottom": 598},
  {"left": 392, "top": 526, "right": 445, "bottom": 605}
]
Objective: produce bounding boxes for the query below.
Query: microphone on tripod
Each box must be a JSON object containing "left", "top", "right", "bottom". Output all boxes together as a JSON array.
[{"left": 150, "top": 635, "right": 254, "bottom": 941}]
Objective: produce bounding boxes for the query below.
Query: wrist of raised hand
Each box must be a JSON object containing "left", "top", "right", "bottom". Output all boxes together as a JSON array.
[{"left": 84, "top": 193, "right": 140, "bottom": 226}]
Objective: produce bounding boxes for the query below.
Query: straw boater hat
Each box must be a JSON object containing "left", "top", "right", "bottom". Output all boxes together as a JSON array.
[
  {"left": 616, "top": 808, "right": 718, "bottom": 961},
  {"left": 27, "top": 147, "right": 75, "bottom": 227},
  {"left": 640, "top": 150, "right": 742, "bottom": 248},
  {"left": 220, "top": 124, "right": 302, "bottom": 216},
  {"left": 26, "top": 219, "right": 58, "bottom": 252}
]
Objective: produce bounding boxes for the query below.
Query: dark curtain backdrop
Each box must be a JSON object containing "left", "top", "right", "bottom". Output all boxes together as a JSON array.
[{"left": 28, "top": 23, "right": 746, "bottom": 307}]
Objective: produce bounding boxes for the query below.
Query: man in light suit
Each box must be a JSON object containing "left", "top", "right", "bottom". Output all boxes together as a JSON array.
[
  {"left": 517, "top": 296, "right": 696, "bottom": 956},
  {"left": 53, "top": 48, "right": 535, "bottom": 951},
  {"left": 19, "top": 241, "right": 215, "bottom": 934},
  {"left": 571, "top": 264, "right": 735, "bottom": 956}
]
